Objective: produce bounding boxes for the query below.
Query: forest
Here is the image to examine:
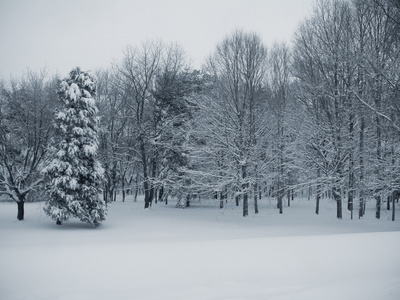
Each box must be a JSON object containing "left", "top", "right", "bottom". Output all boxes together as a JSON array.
[{"left": 1, "top": 0, "right": 399, "bottom": 223}]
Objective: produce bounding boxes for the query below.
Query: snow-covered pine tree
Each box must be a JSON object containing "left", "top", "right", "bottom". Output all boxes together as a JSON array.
[{"left": 44, "top": 67, "right": 106, "bottom": 226}]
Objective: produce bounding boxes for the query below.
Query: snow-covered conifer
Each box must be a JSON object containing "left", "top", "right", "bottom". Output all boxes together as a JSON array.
[{"left": 44, "top": 67, "right": 106, "bottom": 226}]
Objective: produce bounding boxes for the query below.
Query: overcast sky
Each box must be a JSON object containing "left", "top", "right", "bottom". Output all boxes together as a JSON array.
[{"left": 0, "top": 0, "right": 315, "bottom": 79}]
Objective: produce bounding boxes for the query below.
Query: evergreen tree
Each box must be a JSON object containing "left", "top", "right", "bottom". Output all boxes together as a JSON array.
[{"left": 44, "top": 67, "right": 106, "bottom": 226}]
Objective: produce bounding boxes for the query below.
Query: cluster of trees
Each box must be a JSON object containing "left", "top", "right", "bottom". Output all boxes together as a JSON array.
[{"left": 1, "top": 0, "right": 399, "bottom": 223}]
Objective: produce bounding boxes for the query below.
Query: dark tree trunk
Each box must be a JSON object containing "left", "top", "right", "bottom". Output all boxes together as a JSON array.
[
  {"left": 348, "top": 189, "right": 353, "bottom": 220},
  {"left": 332, "top": 187, "right": 342, "bottom": 219},
  {"left": 316, "top": 168, "right": 321, "bottom": 215},
  {"left": 358, "top": 105, "right": 365, "bottom": 216},
  {"left": 144, "top": 180, "right": 151, "bottom": 209},
  {"left": 277, "top": 181, "right": 283, "bottom": 214},
  {"left": 139, "top": 136, "right": 151, "bottom": 209},
  {"left": 254, "top": 184, "right": 259, "bottom": 214},
  {"left": 122, "top": 176, "right": 126, "bottom": 202},
  {"left": 186, "top": 194, "right": 191, "bottom": 207},
  {"left": 134, "top": 176, "right": 139, "bottom": 202},
  {"left": 375, "top": 195, "right": 381, "bottom": 219},
  {"left": 348, "top": 108, "right": 355, "bottom": 220},
  {"left": 159, "top": 186, "right": 164, "bottom": 202},
  {"left": 103, "top": 188, "right": 107, "bottom": 203},
  {"left": 242, "top": 164, "right": 248, "bottom": 217},
  {"left": 148, "top": 185, "right": 155, "bottom": 207},
  {"left": 17, "top": 201, "right": 24, "bottom": 221},
  {"left": 287, "top": 189, "right": 291, "bottom": 207},
  {"left": 315, "top": 192, "right": 320, "bottom": 215},
  {"left": 278, "top": 195, "right": 283, "bottom": 214},
  {"left": 148, "top": 158, "right": 157, "bottom": 207},
  {"left": 243, "top": 192, "right": 248, "bottom": 217},
  {"left": 392, "top": 194, "right": 395, "bottom": 221}
]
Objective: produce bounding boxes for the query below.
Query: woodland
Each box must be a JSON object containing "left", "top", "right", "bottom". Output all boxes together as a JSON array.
[{"left": 1, "top": 0, "right": 399, "bottom": 222}]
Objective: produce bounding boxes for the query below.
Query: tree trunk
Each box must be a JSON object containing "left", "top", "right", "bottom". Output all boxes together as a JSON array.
[
  {"left": 159, "top": 186, "right": 164, "bottom": 202},
  {"left": 148, "top": 158, "right": 157, "bottom": 207},
  {"left": 359, "top": 114, "right": 365, "bottom": 218},
  {"left": 277, "top": 180, "right": 283, "bottom": 214},
  {"left": 122, "top": 176, "right": 126, "bottom": 202},
  {"left": 332, "top": 187, "right": 342, "bottom": 219},
  {"left": 17, "top": 201, "right": 24, "bottom": 221},
  {"left": 139, "top": 136, "right": 151, "bottom": 209},
  {"left": 348, "top": 101, "right": 355, "bottom": 220},
  {"left": 316, "top": 168, "right": 321, "bottom": 215},
  {"left": 186, "top": 194, "right": 191, "bottom": 207},
  {"left": 219, "top": 191, "right": 223, "bottom": 209},
  {"left": 242, "top": 164, "right": 248, "bottom": 217},
  {"left": 103, "top": 188, "right": 107, "bottom": 203},
  {"left": 254, "top": 184, "right": 259, "bottom": 214},
  {"left": 148, "top": 184, "right": 155, "bottom": 207},
  {"left": 278, "top": 194, "right": 283, "bottom": 214},
  {"left": 144, "top": 180, "right": 151, "bottom": 209},
  {"left": 134, "top": 176, "right": 139, "bottom": 202},
  {"left": 392, "top": 194, "right": 395, "bottom": 221},
  {"left": 243, "top": 192, "right": 248, "bottom": 217},
  {"left": 375, "top": 195, "right": 381, "bottom": 219}
]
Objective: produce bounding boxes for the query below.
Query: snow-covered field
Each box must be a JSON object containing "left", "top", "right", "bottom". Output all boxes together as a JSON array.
[{"left": 1, "top": 196, "right": 399, "bottom": 300}]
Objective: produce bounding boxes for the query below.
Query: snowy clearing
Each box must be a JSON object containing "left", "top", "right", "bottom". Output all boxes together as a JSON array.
[{"left": 1, "top": 196, "right": 399, "bottom": 300}]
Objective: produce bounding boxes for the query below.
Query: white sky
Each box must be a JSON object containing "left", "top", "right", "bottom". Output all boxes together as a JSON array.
[{"left": 0, "top": 0, "right": 315, "bottom": 79}]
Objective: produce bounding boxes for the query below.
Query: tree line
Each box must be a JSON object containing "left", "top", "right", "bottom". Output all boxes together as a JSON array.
[{"left": 1, "top": 0, "right": 399, "bottom": 222}]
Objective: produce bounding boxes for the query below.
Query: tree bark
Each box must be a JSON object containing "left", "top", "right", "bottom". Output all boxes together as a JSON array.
[
  {"left": 316, "top": 168, "right": 321, "bottom": 215},
  {"left": 392, "top": 194, "right": 395, "bottom": 221},
  {"left": 17, "top": 201, "right": 24, "bottom": 221},
  {"left": 139, "top": 136, "right": 151, "bottom": 209},
  {"left": 159, "top": 186, "right": 164, "bottom": 202},
  {"left": 242, "top": 164, "right": 248, "bottom": 217},
  {"left": 359, "top": 115, "right": 365, "bottom": 218},
  {"left": 332, "top": 187, "right": 342, "bottom": 219},
  {"left": 375, "top": 195, "right": 381, "bottom": 219},
  {"left": 254, "top": 184, "right": 259, "bottom": 214}
]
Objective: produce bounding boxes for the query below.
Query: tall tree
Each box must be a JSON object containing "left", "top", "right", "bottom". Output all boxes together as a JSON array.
[
  {"left": 43, "top": 68, "right": 106, "bottom": 226},
  {"left": 114, "top": 41, "right": 163, "bottom": 208},
  {"left": 188, "top": 30, "right": 268, "bottom": 216},
  {"left": 0, "top": 70, "right": 57, "bottom": 220},
  {"left": 269, "top": 42, "right": 291, "bottom": 214},
  {"left": 293, "top": 0, "right": 355, "bottom": 219}
]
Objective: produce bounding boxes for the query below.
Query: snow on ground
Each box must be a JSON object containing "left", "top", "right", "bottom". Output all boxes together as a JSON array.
[{"left": 0, "top": 196, "right": 399, "bottom": 300}]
